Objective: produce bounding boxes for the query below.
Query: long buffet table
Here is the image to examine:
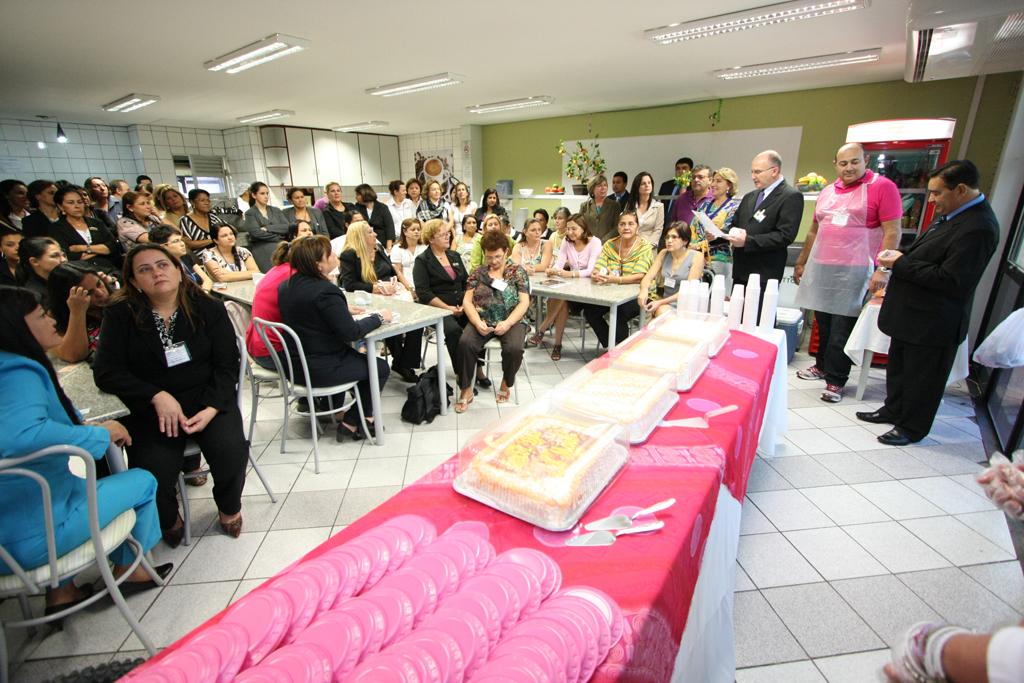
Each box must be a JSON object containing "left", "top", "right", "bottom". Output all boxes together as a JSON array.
[{"left": 132, "top": 327, "right": 781, "bottom": 682}]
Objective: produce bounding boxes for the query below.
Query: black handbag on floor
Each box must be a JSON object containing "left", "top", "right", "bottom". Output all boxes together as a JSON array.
[{"left": 401, "top": 366, "right": 453, "bottom": 424}]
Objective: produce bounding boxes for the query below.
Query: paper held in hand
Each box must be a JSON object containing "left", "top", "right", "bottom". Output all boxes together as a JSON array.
[{"left": 694, "top": 211, "right": 726, "bottom": 240}]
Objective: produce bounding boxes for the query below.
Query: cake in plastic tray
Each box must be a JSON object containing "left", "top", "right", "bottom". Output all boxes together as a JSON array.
[
  {"left": 552, "top": 362, "right": 677, "bottom": 444},
  {"left": 649, "top": 311, "right": 730, "bottom": 357},
  {"left": 614, "top": 335, "right": 709, "bottom": 392},
  {"left": 453, "top": 410, "right": 628, "bottom": 531}
]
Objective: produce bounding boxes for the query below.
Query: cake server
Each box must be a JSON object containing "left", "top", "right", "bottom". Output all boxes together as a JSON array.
[
  {"left": 565, "top": 520, "right": 665, "bottom": 547},
  {"left": 660, "top": 404, "right": 738, "bottom": 429},
  {"left": 583, "top": 498, "right": 677, "bottom": 532}
]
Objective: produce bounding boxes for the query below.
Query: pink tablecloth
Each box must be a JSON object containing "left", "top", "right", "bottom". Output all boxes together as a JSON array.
[{"left": 136, "top": 331, "right": 777, "bottom": 682}]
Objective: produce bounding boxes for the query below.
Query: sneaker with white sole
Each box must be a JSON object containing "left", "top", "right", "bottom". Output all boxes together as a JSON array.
[
  {"left": 821, "top": 384, "right": 843, "bottom": 403},
  {"left": 797, "top": 364, "right": 826, "bottom": 380}
]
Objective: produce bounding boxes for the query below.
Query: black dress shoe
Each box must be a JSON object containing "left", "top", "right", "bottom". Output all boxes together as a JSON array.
[
  {"left": 877, "top": 427, "right": 920, "bottom": 446},
  {"left": 337, "top": 422, "right": 364, "bottom": 442},
  {"left": 475, "top": 376, "right": 492, "bottom": 389},
  {"left": 120, "top": 563, "right": 174, "bottom": 595},
  {"left": 856, "top": 409, "right": 894, "bottom": 424},
  {"left": 161, "top": 525, "right": 184, "bottom": 549},
  {"left": 394, "top": 367, "right": 420, "bottom": 383},
  {"left": 44, "top": 583, "right": 96, "bottom": 618}
]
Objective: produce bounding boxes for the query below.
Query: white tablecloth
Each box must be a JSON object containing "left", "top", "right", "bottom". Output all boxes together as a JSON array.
[{"left": 752, "top": 328, "right": 790, "bottom": 458}]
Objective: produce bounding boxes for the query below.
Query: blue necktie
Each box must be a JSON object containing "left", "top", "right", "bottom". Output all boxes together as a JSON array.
[{"left": 754, "top": 190, "right": 766, "bottom": 210}]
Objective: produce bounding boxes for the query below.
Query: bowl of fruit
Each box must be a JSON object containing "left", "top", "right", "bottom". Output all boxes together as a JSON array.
[
  {"left": 543, "top": 184, "right": 565, "bottom": 195},
  {"left": 796, "top": 173, "right": 827, "bottom": 193}
]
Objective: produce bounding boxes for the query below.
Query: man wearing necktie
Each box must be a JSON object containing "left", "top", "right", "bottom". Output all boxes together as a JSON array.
[
  {"left": 658, "top": 157, "right": 693, "bottom": 219},
  {"left": 724, "top": 149, "right": 804, "bottom": 313},
  {"left": 860, "top": 160, "right": 999, "bottom": 446}
]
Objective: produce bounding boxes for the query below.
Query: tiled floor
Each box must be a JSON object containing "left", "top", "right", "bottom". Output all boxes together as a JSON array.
[{"left": 4, "top": 332, "right": 1021, "bottom": 682}]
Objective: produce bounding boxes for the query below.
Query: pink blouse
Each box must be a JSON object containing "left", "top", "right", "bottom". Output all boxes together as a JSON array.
[{"left": 552, "top": 236, "right": 602, "bottom": 277}]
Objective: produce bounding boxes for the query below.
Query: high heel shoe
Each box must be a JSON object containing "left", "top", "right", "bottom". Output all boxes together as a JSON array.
[
  {"left": 161, "top": 524, "right": 184, "bottom": 549},
  {"left": 337, "top": 422, "right": 364, "bottom": 442},
  {"left": 219, "top": 515, "right": 243, "bottom": 538}
]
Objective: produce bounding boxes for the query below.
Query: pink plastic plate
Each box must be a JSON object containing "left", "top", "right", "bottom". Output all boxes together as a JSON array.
[
  {"left": 386, "top": 640, "right": 444, "bottom": 683},
  {"left": 541, "top": 606, "right": 600, "bottom": 682},
  {"left": 333, "top": 596, "right": 388, "bottom": 660},
  {"left": 422, "top": 610, "right": 489, "bottom": 674},
  {"left": 361, "top": 587, "right": 415, "bottom": 648},
  {"left": 492, "top": 634, "right": 565, "bottom": 683},
  {"left": 152, "top": 645, "right": 220, "bottom": 683},
  {"left": 485, "top": 562, "right": 541, "bottom": 616},
  {"left": 443, "top": 519, "right": 490, "bottom": 541},
  {"left": 472, "top": 654, "right": 550, "bottom": 683},
  {"left": 509, "top": 617, "right": 580, "bottom": 683},
  {"left": 545, "top": 595, "right": 610, "bottom": 663},
  {"left": 349, "top": 652, "right": 420, "bottom": 682},
  {"left": 524, "top": 612, "right": 591, "bottom": 683},
  {"left": 555, "top": 585, "right": 624, "bottom": 649},
  {"left": 422, "top": 536, "right": 477, "bottom": 579},
  {"left": 402, "top": 628, "right": 464, "bottom": 683},
  {"left": 289, "top": 559, "right": 341, "bottom": 615},
  {"left": 344, "top": 535, "right": 392, "bottom": 589},
  {"left": 440, "top": 529, "right": 495, "bottom": 569},
  {"left": 494, "top": 548, "right": 562, "bottom": 600},
  {"left": 375, "top": 569, "right": 438, "bottom": 624},
  {"left": 323, "top": 546, "right": 371, "bottom": 598},
  {"left": 232, "top": 668, "right": 281, "bottom": 683},
  {"left": 259, "top": 642, "right": 333, "bottom": 683},
  {"left": 293, "top": 609, "right": 363, "bottom": 679},
  {"left": 181, "top": 622, "right": 249, "bottom": 683},
  {"left": 269, "top": 571, "right": 324, "bottom": 643},
  {"left": 458, "top": 573, "right": 520, "bottom": 635},
  {"left": 363, "top": 525, "right": 416, "bottom": 573},
  {"left": 383, "top": 514, "right": 438, "bottom": 549},
  {"left": 401, "top": 552, "right": 459, "bottom": 601},
  {"left": 221, "top": 587, "right": 294, "bottom": 667},
  {"left": 437, "top": 591, "right": 501, "bottom": 650}
]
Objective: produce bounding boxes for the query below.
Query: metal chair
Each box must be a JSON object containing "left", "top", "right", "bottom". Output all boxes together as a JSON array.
[
  {"left": 222, "top": 300, "right": 281, "bottom": 444},
  {"left": 252, "top": 317, "right": 373, "bottom": 474},
  {"left": 481, "top": 328, "right": 532, "bottom": 405},
  {"left": 0, "top": 446, "right": 165, "bottom": 682},
  {"left": 176, "top": 334, "right": 278, "bottom": 546}
]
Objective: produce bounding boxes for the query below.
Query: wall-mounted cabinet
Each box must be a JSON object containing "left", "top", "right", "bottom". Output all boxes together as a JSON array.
[
  {"left": 357, "top": 134, "right": 383, "bottom": 185},
  {"left": 379, "top": 137, "right": 400, "bottom": 183},
  {"left": 285, "top": 127, "right": 318, "bottom": 187},
  {"left": 336, "top": 133, "right": 362, "bottom": 186}
]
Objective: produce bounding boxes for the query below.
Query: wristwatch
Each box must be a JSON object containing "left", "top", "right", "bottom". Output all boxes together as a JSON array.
[
  {"left": 85, "top": 247, "right": 93, "bottom": 255},
  {"left": 877, "top": 266, "right": 891, "bottom": 273}
]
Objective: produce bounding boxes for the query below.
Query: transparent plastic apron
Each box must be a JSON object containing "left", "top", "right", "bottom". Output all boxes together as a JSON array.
[{"left": 796, "top": 176, "right": 881, "bottom": 317}]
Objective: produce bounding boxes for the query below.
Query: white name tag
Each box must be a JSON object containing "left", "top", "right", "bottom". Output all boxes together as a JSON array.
[
  {"left": 164, "top": 342, "right": 192, "bottom": 368},
  {"left": 491, "top": 278, "right": 508, "bottom": 292},
  {"left": 831, "top": 211, "right": 849, "bottom": 226},
  {"left": 754, "top": 210, "right": 766, "bottom": 222},
  {"left": 664, "top": 277, "right": 677, "bottom": 289}
]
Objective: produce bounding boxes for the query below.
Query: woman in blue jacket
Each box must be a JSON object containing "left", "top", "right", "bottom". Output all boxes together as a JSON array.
[{"left": 0, "top": 286, "right": 170, "bottom": 614}]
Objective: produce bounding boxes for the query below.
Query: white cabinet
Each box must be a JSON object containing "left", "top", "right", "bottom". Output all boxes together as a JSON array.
[
  {"left": 336, "top": 133, "right": 362, "bottom": 186},
  {"left": 357, "top": 134, "right": 383, "bottom": 185},
  {"left": 312, "top": 130, "right": 340, "bottom": 188},
  {"left": 379, "top": 136, "right": 400, "bottom": 183},
  {"left": 286, "top": 127, "right": 317, "bottom": 187}
]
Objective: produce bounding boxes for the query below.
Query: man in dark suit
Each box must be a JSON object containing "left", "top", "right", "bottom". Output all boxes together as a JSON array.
[
  {"left": 610, "top": 171, "right": 629, "bottom": 207},
  {"left": 657, "top": 157, "right": 693, "bottom": 219},
  {"left": 724, "top": 150, "right": 804, "bottom": 307},
  {"left": 859, "top": 160, "right": 999, "bottom": 446}
]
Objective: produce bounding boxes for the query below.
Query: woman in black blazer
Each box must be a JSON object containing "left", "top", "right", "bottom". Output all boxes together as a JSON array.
[
  {"left": 93, "top": 244, "right": 247, "bottom": 547},
  {"left": 50, "top": 185, "right": 120, "bottom": 272},
  {"left": 283, "top": 187, "right": 328, "bottom": 237},
  {"left": 412, "top": 218, "right": 471, "bottom": 373},
  {"left": 353, "top": 183, "right": 395, "bottom": 250},
  {"left": 339, "top": 222, "right": 422, "bottom": 383},
  {"left": 278, "top": 235, "right": 391, "bottom": 440},
  {"left": 241, "top": 181, "right": 292, "bottom": 272}
]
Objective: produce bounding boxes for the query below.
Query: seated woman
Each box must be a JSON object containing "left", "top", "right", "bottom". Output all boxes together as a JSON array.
[
  {"left": 21, "top": 180, "right": 60, "bottom": 239},
  {"left": 93, "top": 244, "right": 248, "bottom": 547},
  {"left": 511, "top": 217, "right": 553, "bottom": 276},
  {"left": 469, "top": 213, "right": 516, "bottom": 271},
  {"left": 452, "top": 214, "right": 479, "bottom": 269},
  {"left": 450, "top": 182, "right": 477, "bottom": 228},
  {"left": 116, "top": 191, "right": 163, "bottom": 250},
  {"left": 548, "top": 207, "right": 570, "bottom": 254},
  {"left": 413, "top": 219, "right": 473, "bottom": 376},
  {"left": 321, "top": 182, "right": 355, "bottom": 240},
  {"left": 455, "top": 230, "right": 531, "bottom": 411},
  {"left": 530, "top": 213, "right": 602, "bottom": 359},
  {"left": 384, "top": 180, "right": 416, "bottom": 229},
  {"left": 1, "top": 179, "right": 29, "bottom": 231},
  {"left": 340, "top": 222, "right": 422, "bottom": 384},
  {"left": 46, "top": 262, "right": 112, "bottom": 363},
  {"left": 50, "top": 185, "right": 120, "bottom": 272},
  {"left": 389, "top": 218, "right": 425, "bottom": 295},
  {"left": 283, "top": 188, "right": 327, "bottom": 237},
  {"left": 148, "top": 224, "right": 213, "bottom": 291},
  {"left": 638, "top": 222, "right": 705, "bottom": 317},
  {"left": 277, "top": 236, "right": 392, "bottom": 441},
  {"left": 179, "top": 189, "right": 224, "bottom": 252},
  {"left": 153, "top": 185, "right": 188, "bottom": 228},
  {"left": 353, "top": 184, "right": 396, "bottom": 250},
  {"left": 0, "top": 286, "right": 170, "bottom": 614},
  {"left": 1, "top": 225, "right": 22, "bottom": 286},
  {"left": 581, "top": 211, "right": 654, "bottom": 347},
  {"left": 246, "top": 238, "right": 304, "bottom": 370},
  {"left": 198, "top": 224, "right": 261, "bottom": 282},
  {"left": 416, "top": 180, "right": 453, "bottom": 228},
  {"left": 241, "top": 181, "right": 291, "bottom": 271},
  {"left": 474, "top": 188, "right": 507, "bottom": 222},
  {"left": 18, "top": 236, "right": 66, "bottom": 306}
]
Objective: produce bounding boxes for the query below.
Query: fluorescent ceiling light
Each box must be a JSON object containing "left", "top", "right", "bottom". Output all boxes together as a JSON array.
[
  {"left": 236, "top": 109, "right": 295, "bottom": 124},
  {"left": 332, "top": 121, "right": 389, "bottom": 132},
  {"left": 366, "top": 72, "right": 464, "bottom": 97},
  {"left": 467, "top": 96, "right": 553, "bottom": 114},
  {"left": 713, "top": 48, "right": 881, "bottom": 79},
  {"left": 645, "top": 0, "right": 869, "bottom": 44},
  {"left": 205, "top": 34, "right": 309, "bottom": 74},
  {"left": 103, "top": 93, "right": 160, "bottom": 113}
]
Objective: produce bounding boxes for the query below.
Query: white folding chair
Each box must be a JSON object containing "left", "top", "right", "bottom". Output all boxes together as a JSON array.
[
  {"left": 0, "top": 446, "right": 165, "bottom": 682},
  {"left": 177, "top": 335, "right": 278, "bottom": 546},
  {"left": 252, "top": 317, "right": 373, "bottom": 474},
  {"left": 222, "top": 300, "right": 282, "bottom": 443}
]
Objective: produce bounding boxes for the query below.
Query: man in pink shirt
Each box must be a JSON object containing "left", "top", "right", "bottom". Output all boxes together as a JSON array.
[
  {"left": 793, "top": 142, "right": 902, "bottom": 403},
  {"left": 665, "top": 165, "right": 712, "bottom": 247}
]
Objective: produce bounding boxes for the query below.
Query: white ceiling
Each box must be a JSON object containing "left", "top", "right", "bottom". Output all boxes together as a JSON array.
[{"left": 0, "top": 0, "right": 912, "bottom": 134}]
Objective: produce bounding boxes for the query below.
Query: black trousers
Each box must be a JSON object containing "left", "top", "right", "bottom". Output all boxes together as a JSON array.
[
  {"left": 882, "top": 337, "right": 959, "bottom": 441},
  {"left": 125, "top": 406, "right": 248, "bottom": 530},
  {"left": 457, "top": 323, "right": 527, "bottom": 390},
  {"left": 309, "top": 353, "right": 390, "bottom": 428},
  {"left": 386, "top": 329, "right": 424, "bottom": 372},
  {"left": 814, "top": 311, "right": 858, "bottom": 386},
  {"left": 582, "top": 300, "right": 641, "bottom": 348},
  {"left": 438, "top": 314, "right": 469, "bottom": 372}
]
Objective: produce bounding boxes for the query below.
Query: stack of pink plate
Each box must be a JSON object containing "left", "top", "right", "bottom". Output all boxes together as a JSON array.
[{"left": 133, "top": 515, "right": 623, "bottom": 682}]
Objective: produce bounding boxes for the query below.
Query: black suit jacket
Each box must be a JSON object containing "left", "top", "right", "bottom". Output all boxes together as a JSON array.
[
  {"left": 355, "top": 202, "right": 396, "bottom": 246},
  {"left": 730, "top": 180, "right": 804, "bottom": 286},
  {"left": 50, "top": 217, "right": 121, "bottom": 271},
  {"left": 878, "top": 198, "right": 999, "bottom": 348},
  {"left": 412, "top": 248, "right": 468, "bottom": 308},
  {"left": 339, "top": 246, "right": 395, "bottom": 292}
]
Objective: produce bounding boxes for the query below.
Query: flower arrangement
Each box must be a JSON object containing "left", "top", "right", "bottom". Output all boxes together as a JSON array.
[
  {"left": 674, "top": 170, "right": 693, "bottom": 189},
  {"left": 556, "top": 137, "right": 607, "bottom": 184}
]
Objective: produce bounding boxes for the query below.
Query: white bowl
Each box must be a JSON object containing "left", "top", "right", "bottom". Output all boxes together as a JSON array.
[{"left": 518, "top": 188, "right": 533, "bottom": 197}]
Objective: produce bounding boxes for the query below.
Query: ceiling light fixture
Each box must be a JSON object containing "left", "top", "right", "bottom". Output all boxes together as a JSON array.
[
  {"left": 713, "top": 48, "right": 881, "bottom": 79},
  {"left": 103, "top": 93, "right": 161, "bottom": 113},
  {"left": 467, "top": 96, "right": 553, "bottom": 114},
  {"left": 366, "top": 72, "right": 464, "bottom": 97},
  {"left": 645, "top": 0, "right": 869, "bottom": 44},
  {"left": 56, "top": 123, "right": 68, "bottom": 143},
  {"left": 37, "top": 141, "right": 46, "bottom": 150},
  {"left": 205, "top": 34, "right": 310, "bottom": 74},
  {"left": 332, "top": 121, "right": 390, "bottom": 132},
  {"left": 236, "top": 109, "right": 295, "bottom": 124}
]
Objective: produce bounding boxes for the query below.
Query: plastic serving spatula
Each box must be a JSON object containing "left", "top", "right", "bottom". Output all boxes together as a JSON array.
[
  {"left": 565, "top": 520, "right": 665, "bottom": 547},
  {"left": 660, "top": 404, "right": 739, "bottom": 429},
  {"left": 583, "top": 498, "right": 677, "bottom": 532}
]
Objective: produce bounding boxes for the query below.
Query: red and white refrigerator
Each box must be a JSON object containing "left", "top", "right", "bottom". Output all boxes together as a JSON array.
[{"left": 845, "top": 118, "right": 956, "bottom": 247}]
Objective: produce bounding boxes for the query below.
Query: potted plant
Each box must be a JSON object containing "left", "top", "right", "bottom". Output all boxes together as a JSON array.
[{"left": 557, "top": 134, "right": 607, "bottom": 196}]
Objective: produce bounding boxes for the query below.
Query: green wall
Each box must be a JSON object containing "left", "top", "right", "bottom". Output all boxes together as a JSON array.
[{"left": 483, "top": 74, "right": 1022, "bottom": 234}]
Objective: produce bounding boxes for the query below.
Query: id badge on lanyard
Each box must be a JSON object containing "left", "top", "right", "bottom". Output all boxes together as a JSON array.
[{"left": 165, "top": 342, "right": 192, "bottom": 368}]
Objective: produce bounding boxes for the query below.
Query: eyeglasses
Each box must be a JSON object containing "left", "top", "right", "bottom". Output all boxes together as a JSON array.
[{"left": 750, "top": 167, "right": 777, "bottom": 175}]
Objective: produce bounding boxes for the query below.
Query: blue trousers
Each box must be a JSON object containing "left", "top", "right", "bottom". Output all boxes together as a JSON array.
[{"left": 2, "top": 469, "right": 161, "bottom": 573}]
